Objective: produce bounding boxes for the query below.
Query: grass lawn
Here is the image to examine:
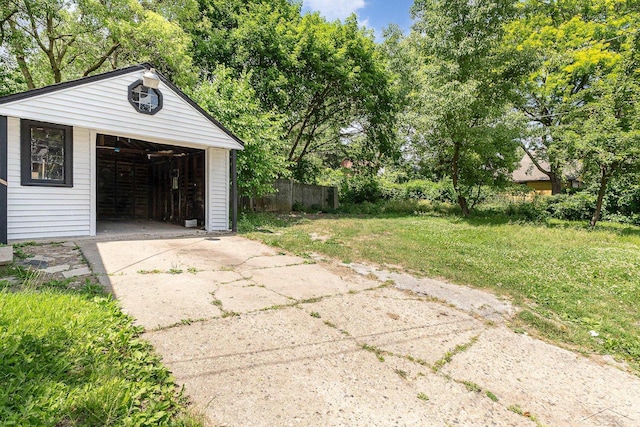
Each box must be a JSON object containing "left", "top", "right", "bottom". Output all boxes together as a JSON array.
[
  {"left": 0, "top": 264, "right": 201, "bottom": 426},
  {"left": 241, "top": 213, "right": 640, "bottom": 371}
]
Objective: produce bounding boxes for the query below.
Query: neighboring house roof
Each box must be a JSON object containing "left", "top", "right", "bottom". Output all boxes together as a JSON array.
[
  {"left": 512, "top": 154, "right": 581, "bottom": 183},
  {"left": 0, "top": 63, "right": 244, "bottom": 149},
  {"left": 513, "top": 154, "right": 551, "bottom": 183}
]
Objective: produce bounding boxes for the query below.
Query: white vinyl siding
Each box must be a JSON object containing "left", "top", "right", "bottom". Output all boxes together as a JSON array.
[
  {"left": 0, "top": 72, "right": 242, "bottom": 151},
  {"left": 207, "top": 148, "right": 229, "bottom": 231},
  {"left": 6, "top": 118, "right": 92, "bottom": 240}
]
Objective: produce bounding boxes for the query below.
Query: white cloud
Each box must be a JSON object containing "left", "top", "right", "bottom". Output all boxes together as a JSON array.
[{"left": 303, "top": 0, "right": 366, "bottom": 21}]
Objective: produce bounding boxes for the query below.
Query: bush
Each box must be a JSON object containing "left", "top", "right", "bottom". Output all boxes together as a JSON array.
[
  {"left": 337, "top": 199, "right": 458, "bottom": 216},
  {"left": 340, "top": 176, "right": 382, "bottom": 204},
  {"left": 543, "top": 193, "right": 597, "bottom": 221},
  {"left": 504, "top": 200, "right": 549, "bottom": 222},
  {"left": 603, "top": 173, "right": 640, "bottom": 222},
  {"left": 381, "top": 179, "right": 456, "bottom": 203}
]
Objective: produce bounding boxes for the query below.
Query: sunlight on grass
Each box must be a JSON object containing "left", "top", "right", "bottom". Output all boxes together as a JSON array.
[
  {"left": 242, "top": 213, "right": 640, "bottom": 370},
  {"left": 0, "top": 286, "right": 200, "bottom": 426}
]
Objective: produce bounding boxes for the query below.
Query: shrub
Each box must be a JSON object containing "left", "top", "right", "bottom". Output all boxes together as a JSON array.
[
  {"left": 504, "top": 200, "right": 549, "bottom": 222},
  {"left": 543, "top": 193, "right": 597, "bottom": 221},
  {"left": 380, "top": 179, "right": 456, "bottom": 203},
  {"left": 340, "top": 175, "right": 383, "bottom": 204}
]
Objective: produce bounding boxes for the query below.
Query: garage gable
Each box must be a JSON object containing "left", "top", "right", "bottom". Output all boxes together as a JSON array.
[{"left": 0, "top": 64, "right": 244, "bottom": 150}]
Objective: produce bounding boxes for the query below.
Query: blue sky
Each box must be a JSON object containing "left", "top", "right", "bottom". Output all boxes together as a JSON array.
[{"left": 302, "top": 0, "right": 415, "bottom": 39}]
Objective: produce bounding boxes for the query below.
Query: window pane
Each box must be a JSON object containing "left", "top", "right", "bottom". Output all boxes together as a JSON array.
[
  {"left": 131, "top": 84, "right": 159, "bottom": 112},
  {"left": 30, "top": 126, "right": 65, "bottom": 181}
]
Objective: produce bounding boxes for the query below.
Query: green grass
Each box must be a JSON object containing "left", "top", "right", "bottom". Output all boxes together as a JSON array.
[
  {"left": 241, "top": 212, "right": 640, "bottom": 370},
  {"left": 0, "top": 268, "right": 201, "bottom": 426}
]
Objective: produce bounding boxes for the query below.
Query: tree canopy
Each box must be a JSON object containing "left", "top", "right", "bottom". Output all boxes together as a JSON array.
[{"left": 1, "top": 0, "right": 640, "bottom": 225}]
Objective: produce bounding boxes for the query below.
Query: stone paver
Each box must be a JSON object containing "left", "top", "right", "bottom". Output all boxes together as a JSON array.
[
  {"left": 76, "top": 234, "right": 640, "bottom": 427},
  {"left": 0, "top": 245, "right": 13, "bottom": 265},
  {"left": 62, "top": 266, "right": 92, "bottom": 278}
]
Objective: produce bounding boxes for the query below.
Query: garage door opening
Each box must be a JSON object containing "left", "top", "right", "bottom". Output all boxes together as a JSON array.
[{"left": 96, "top": 134, "right": 205, "bottom": 228}]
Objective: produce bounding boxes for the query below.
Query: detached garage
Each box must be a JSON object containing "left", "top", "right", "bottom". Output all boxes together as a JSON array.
[{"left": 0, "top": 64, "right": 243, "bottom": 243}]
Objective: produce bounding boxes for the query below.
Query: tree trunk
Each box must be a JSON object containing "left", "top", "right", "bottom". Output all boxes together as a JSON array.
[
  {"left": 451, "top": 141, "right": 470, "bottom": 216},
  {"left": 550, "top": 173, "right": 563, "bottom": 195},
  {"left": 590, "top": 166, "right": 609, "bottom": 228}
]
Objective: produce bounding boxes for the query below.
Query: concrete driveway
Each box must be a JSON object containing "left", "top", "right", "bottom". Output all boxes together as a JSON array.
[{"left": 79, "top": 235, "right": 640, "bottom": 427}]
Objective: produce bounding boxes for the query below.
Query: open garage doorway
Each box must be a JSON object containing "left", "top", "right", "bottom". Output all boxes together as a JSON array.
[{"left": 96, "top": 134, "right": 206, "bottom": 229}]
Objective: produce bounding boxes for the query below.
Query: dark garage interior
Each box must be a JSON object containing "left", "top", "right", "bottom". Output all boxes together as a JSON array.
[{"left": 96, "top": 134, "right": 205, "bottom": 227}]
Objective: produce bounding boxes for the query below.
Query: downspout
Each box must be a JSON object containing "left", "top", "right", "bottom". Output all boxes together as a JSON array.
[
  {"left": 231, "top": 149, "right": 238, "bottom": 233},
  {"left": 0, "top": 116, "right": 7, "bottom": 244}
]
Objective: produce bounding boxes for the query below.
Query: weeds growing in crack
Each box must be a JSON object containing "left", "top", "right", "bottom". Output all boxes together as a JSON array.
[
  {"left": 151, "top": 317, "right": 208, "bottom": 331},
  {"left": 222, "top": 311, "right": 240, "bottom": 318},
  {"left": 362, "top": 344, "right": 387, "bottom": 362},
  {"left": 508, "top": 405, "right": 541, "bottom": 424},
  {"left": 485, "top": 390, "right": 499, "bottom": 402},
  {"left": 137, "top": 269, "right": 163, "bottom": 274},
  {"left": 462, "top": 381, "right": 481, "bottom": 392},
  {"left": 432, "top": 336, "right": 479, "bottom": 373},
  {"left": 405, "top": 354, "right": 429, "bottom": 366},
  {"left": 394, "top": 369, "right": 408, "bottom": 380},
  {"left": 299, "top": 296, "right": 323, "bottom": 304},
  {"left": 322, "top": 319, "right": 351, "bottom": 336}
]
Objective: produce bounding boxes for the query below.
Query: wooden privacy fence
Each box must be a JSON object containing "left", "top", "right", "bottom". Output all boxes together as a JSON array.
[{"left": 241, "top": 179, "right": 339, "bottom": 212}]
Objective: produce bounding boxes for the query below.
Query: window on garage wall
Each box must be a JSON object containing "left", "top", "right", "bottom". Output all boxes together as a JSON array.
[{"left": 20, "top": 119, "right": 73, "bottom": 187}]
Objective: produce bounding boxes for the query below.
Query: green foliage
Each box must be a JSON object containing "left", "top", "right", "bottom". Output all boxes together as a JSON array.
[
  {"left": 563, "top": 70, "right": 640, "bottom": 226},
  {"left": 190, "top": 1, "right": 397, "bottom": 178},
  {"left": 381, "top": 179, "right": 455, "bottom": 204},
  {"left": 340, "top": 175, "right": 383, "bottom": 204},
  {"left": 189, "top": 66, "right": 289, "bottom": 198},
  {"left": 505, "top": 0, "right": 637, "bottom": 194},
  {"left": 0, "top": 288, "right": 196, "bottom": 426},
  {"left": 0, "top": 56, "right": 26, "bottom": 96},
  {"left": 603, "top": 173, "right": 640, "bottom": 225},
  {"left": 405, "top": 0, "right": 523, "bottom": 215},
  {"left": 0, "top": 0, "right": 197, "bottom": 88},
  {"left": 544, "top": 193, "right": 597, "bottom": 221}
]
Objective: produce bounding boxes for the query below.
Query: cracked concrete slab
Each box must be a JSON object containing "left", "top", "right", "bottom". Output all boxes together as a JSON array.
[
  {"left": 145, "top": 307, "right": 531, "bottom": 427},
  {"left": 239, "top": 254, "right": 308, "bottom": 270},
  {"left": 77, "top": 234, "right": 640, "bottom": 427},
  {"left": 213, "top": 279, "right": 294, "bottom": 313},
  {"left": 304, "top": 288, "right": 486, "bottom": 365},
  {"left": 441, "top": 327, "right": 640, "bottom": 427},
  {"left": 245, "top": 263, "right": 374, "bottom": 300},
  {"left": 106, "top": 271, "right": 240, "bottom": 329},
  {"left": 348, "top": 262, "right": 514, "bottom": 321}
]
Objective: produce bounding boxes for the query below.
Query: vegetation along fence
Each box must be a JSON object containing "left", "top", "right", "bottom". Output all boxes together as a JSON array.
[{"left": 242, "top": 179, "right": 338, "bottom": 212}]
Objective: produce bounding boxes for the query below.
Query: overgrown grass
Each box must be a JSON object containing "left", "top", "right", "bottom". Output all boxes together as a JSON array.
[
  {"left": 241, "top": 212, "right": 640, "bottom": 371},
  {"left": 0, "top": 266, "right": 201, "bottom": 426}
]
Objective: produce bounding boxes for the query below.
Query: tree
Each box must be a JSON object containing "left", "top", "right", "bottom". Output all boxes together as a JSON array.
[
  {"left": 505, "top": 0, "right": 633, "bottom": 194},
  {"left": 189, "top": 66, "right": 290, "bottom": 199},
  {"left": 563, "top": 71, "right": 640, "bottom": 227},
  {"left": 0, "top": 0, "right": 196, "bottom": 88},
  {"left": 190, "top": 1, "right": 397, "bottom": 182},
  {"left": 408, "top": 0, "right": 523, "bottom": 215}
]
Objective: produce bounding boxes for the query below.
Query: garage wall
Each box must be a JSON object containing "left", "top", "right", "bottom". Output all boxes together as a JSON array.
[
  {"left": 207, "top": 148, "right": 229, "bottom": 231},
  {"left": 0, "top": 71, "right": 242, "bottom": 151},
  {"left": 7, "top": 118, "right": 92, "bottom": 240}
]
